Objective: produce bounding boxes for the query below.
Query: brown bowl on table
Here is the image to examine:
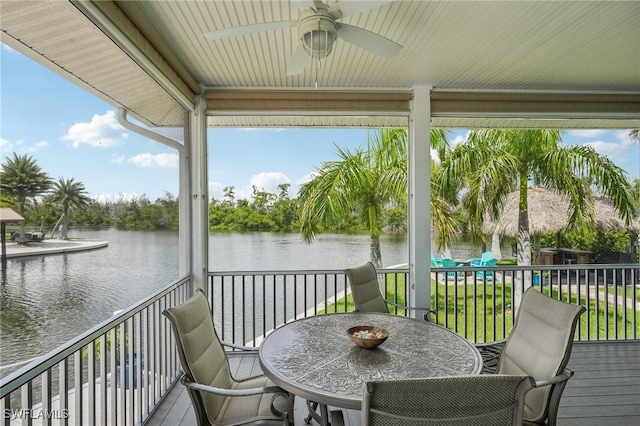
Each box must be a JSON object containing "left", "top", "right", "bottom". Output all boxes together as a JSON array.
[{"left": 347, "top": 325, "right": 389, "bottom": 349}]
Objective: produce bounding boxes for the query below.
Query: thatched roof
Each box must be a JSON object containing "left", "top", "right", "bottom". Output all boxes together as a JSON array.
[
  {"left": 0, "top": 208, "right": 24, "bottom": 223},
  {"left": 483, "top": 187, "right": 640, "bottom": 236},
  {"left": 593, "top": 195, "right": 640, "bottom": 232}
]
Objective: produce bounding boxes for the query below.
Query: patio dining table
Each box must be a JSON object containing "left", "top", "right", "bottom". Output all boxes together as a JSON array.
[{"left": 259, "top": 312, "right": 482, "bottom": 426}]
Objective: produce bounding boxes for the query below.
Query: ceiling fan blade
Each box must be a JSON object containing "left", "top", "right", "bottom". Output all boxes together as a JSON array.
[
  {"left": 337, "top": 24, "right": 401, "bottom": 58},
  {"left": 287, "top": 43, "right": 309, "bottom": 75},
  {"left": 295, "top": 0, "right": 318, "bottom": 11},
  {"left": 204, "top": 20, "right": 294, "bottom": 40},
  {"left": 329, "top": 0, "right": 395, "bottom": 18}
]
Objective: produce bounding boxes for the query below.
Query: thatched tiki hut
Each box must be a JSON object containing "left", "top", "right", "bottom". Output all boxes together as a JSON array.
[
  {"left": 484, "top": 187, "right": 640, "bottom": 264},
  {"left": 0, "top": 208, "right": 25, "bottom": 269},
  {"left": 483, "top": 188, "right": 572, "bottom": 264}
]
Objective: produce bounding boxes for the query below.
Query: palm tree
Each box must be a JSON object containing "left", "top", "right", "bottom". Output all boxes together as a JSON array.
[
  {"left": 439, "top": 129, "right": 637, "bottom": 302},
  {"left": 298, "top": 128, "right": 456, "bottom": 267},
  {"left": 47, "top": 177, "right": 92, "bottom": 240},
  {"left": 0, "top": 153, "right": 52, "bottom": 242}
]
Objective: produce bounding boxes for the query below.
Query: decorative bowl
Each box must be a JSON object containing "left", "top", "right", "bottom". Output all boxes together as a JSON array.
[{"left": 347, "top": 325, "right": 389, "bottom": 349}]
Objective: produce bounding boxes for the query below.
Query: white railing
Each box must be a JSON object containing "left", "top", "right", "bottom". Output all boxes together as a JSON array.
[
  {"left": 1, "top": 264, "right": 637, "bottom": 425},
  {"left": 0, "top": 276, "right": 191, "bottom": 426}
]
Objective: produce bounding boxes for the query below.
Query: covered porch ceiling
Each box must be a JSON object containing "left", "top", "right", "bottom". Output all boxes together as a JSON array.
[{"left": 1, "top": 0, "right": 639, "bottom": 129}]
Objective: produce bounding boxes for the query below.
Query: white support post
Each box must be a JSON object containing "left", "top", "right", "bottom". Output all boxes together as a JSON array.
[
  {"left": 408, "top": 86, "right": 432, "bottom": 317},
  {"left": 178, "top": 110, "right": 190, "bottom": 278},
  {"left": 188, "top": 95, "right": 208, "bottom": 292}
]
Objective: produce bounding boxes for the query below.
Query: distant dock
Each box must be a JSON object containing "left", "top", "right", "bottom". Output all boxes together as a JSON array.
[{"left": 4, "top": 239, "right": 108, "bottom": 259}]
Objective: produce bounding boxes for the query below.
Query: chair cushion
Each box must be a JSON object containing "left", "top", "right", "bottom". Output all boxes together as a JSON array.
[
  {"left": 164, "top": 291, "right": 234, "bottom": 422},
  {"left": 497, "top": 288, "right": 584, "bottom": 423},
  {"left": 345, "top": 263, "right": 389, "bottom": 313},
  {"left": 216, "top": 375, "right": 284, "bottom": 426}
]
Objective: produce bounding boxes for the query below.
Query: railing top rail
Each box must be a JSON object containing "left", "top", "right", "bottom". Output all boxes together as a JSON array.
[
  {"left": 0, "top": 275, "right": 191, "bottom": 398},
  {"left": 209, "top": 267, "right": 410, "bottom": 276}
]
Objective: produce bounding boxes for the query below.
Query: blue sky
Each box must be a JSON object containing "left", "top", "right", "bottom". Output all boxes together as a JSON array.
[{"left": 1, "top": 43, "right": 638, "bottom": 204}]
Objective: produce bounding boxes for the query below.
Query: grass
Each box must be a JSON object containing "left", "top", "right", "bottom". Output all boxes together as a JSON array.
[
  {"left": 606, "top": 286, "right": 640, "bottom": 302},
  {"left": 321, "top": 271, "right": 640, "bottom": 341}
]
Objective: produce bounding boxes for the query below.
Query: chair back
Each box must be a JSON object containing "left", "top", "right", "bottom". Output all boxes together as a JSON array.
[
  {"left": 483, "top": 258, "right": 498, "bottom": 267},
  {"left": 480, "top": 251, "right": 495, "bottom": 263},
  {"left": 345, "top": 262, "right": 389, "bottom": 313},
  {"left": 440, "top": 258, "right": 458, "bottom": 267},
  {"left": 362, "top": 375, "right": 534, "bottom": 426},
  {"left": 162, "top": 289, "right": 233, "bottom": 425},
  {"left": 430, "top": 253, "right": 441, "bottom": 267},
  {"left": 497, "top": 287, "right": 585, "bottom": 423}
]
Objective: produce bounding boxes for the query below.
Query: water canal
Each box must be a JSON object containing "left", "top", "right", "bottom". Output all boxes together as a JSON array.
[{"left": 0, "top": 228, "right": 482, "bottom": 377}]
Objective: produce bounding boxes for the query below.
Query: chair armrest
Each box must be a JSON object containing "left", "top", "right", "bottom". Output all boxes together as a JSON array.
[
  {"left": 385, "top": 300, "right": 436, "bottom": 321},
  {"left": 181, "top": 376, "right": 288, "bottom": 398},
  {"left": 532, "top": 368, "right": 574, "bottom": 388},
  {"left": 221, "top": 341, "right": 258, "bottom": 351}
]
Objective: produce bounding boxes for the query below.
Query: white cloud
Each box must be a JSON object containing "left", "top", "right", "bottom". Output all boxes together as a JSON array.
[
  {"left": 450, "top": 134, "right": 466, "bottom": 147},
  {"left": 62, "top": 110, "right": 127, "bottom": 148},
  {"left": 568, "top": 129, "right": 608, "bottom": 138},
  {"left": 209, "top": 181, "right": 224, "bottom": 200},
  {"left": 229, "top": 172, "right": 291, "bottom": 200},
  {"left": 583, "top": 141, "right": 627, "bottom": 162},
  {"left": 127, "top": 152, "right": 178, "bottom": 168},
  {"left": 28, "top": 141, "right": 49, "bottom": 152},
  {"left": 111, "top": 153, "right": 125, "bottom": 164},
  {"left": 250, "top": 172, "right": 290, "bottom": 192},
  {"left": 297, "top": 171, "right": 316, "bottom": 186},
  {"left": 614, "top": 129, "right": 636, "bottom": 146},
  {"left": 0, "top": 138, "right": 12, "bottom": 153}
]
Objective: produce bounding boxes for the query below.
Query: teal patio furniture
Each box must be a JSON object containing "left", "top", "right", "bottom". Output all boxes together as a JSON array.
[
  {"left": 470, "top": 252, "right": 500, "bottom": 282},
  {"left": 430, "top": 252, "right": 442, "bottom": 267},
  {"left": 470, "top": 251, "right": 496, "bottom": 267},
  {"left": 438, "top": 258, "right": 465, "bottom": 282}
]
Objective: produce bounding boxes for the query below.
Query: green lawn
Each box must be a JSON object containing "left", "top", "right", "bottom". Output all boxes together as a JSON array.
[
  {"left": 321, "top": 271, "right": 639, "bottom": 342},
  {"left": 606, "top": 286, "right": 640, "bottom": 302}
]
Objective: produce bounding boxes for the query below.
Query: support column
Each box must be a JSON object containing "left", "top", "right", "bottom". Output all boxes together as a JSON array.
[
  {"left": 188, "top": 94, "right": 209, "bottom": 292},
  {"left": 178, "top": 111, "right": 190, "bottom": 278},
  {"left": 408, "top": 86, "right": 432, "bottom": 316}
]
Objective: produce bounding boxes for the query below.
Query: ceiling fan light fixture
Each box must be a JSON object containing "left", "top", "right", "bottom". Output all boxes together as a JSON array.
[
  {"left": 298, "top": 11, "right": 337, "bottom": 59},
  {"left": 302, "top": 29, "right": 336, "bottom": 59}
]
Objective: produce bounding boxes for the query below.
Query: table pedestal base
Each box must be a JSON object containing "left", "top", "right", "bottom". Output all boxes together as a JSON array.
[{"left": 304, "top": 400, "right": 344, "bottom": 426}]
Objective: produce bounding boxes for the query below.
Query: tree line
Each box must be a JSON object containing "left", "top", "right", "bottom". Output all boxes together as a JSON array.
[
  {"left": 0, "top": 153, "right": 403, "bottom": 238},
  {"left": 2, "top": 128, "right": 639, "bottom": 273}
]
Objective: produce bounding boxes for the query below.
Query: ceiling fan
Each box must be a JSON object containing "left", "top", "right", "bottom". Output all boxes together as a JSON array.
[{"left": 204, "top": 0, "right": 401, "bottom": 75}]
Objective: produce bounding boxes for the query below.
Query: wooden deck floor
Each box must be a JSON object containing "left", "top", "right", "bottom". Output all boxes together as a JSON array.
[{"left": 145, "top": 340, "right": 640, "bottom": 426}]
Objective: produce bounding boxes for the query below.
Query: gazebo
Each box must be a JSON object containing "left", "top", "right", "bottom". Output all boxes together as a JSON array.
[
  {"left": 0, "top": 208, "right": 24, "bottom": 269},
  {"left": 483, "top": 187, "right": 640, "bottom": 264}
]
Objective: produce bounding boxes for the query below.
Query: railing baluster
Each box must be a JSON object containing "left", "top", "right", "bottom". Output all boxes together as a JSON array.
[
  {"left": 20, "top": 380, "right": 33, "bottom": 426},
  {"left": 59, "top": 358, "right": 68, "bottom": 426},
  {"left": 41, "top": 369, "right": 52, "bottom": 426},
  {"left": 74, "top": 350, "right": 83, "bottom": 425}
]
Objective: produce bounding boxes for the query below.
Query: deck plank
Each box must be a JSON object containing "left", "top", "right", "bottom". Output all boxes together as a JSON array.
[{"left": 144, "top": 340, "right": 640, "bottom": 425}]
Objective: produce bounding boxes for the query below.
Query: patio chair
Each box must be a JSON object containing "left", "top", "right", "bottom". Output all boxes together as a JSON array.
[
  {"left": 470, "top": 251, "right": 496, "bottom": 266},
  {"left": 345, "top": 262, "right": 435, "bottom": 321},
  {"left": 437, "top": 257, "right": 465, "bottom": 282},
  {"left": 430, "top": 252, "right": 442, "bottom": 267},
  {"left": 477, "top": 287, "right": 586, "bottom": 425},
  {"left": 162, "top": 289, "right": 294, "bottom": 426},
  {"left": 362, "top": 374, "right": 535, "bottom": 425},
  {"left": 470, "top": 254, "right": 501, "bottom": 282}
]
